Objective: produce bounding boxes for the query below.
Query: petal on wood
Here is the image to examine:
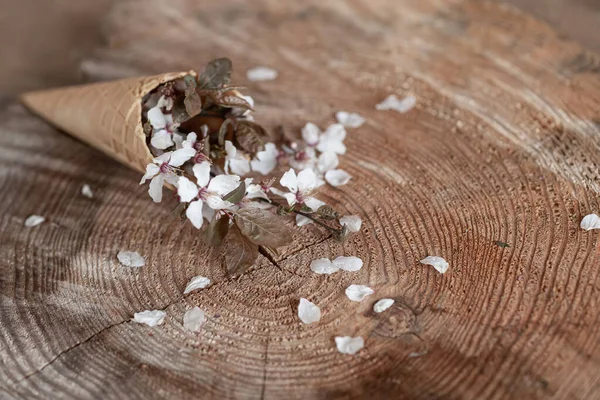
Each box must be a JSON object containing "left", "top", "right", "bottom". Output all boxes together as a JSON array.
[
  {"left": 580, "top": 214, "right": 600, "bottom": 231},
  {"left": 373, "top": 298, "right": 395, "bottom": 313},
  {"left": 310, "top": 258, "right": 339, "bottom": 274},
  {"left": 24, "top": 215, "right": 45, "bottom": 227},
  {"left": 332, "top": 256, "right": 363, "bottom": 272},
  {"left": 81, "top": 184, "right": 94, "bottom": 199},
  {"left": 133, "top": 310, "right": 166, "bottom": 327},
  {"left": 117, "top": 251, "right": 145, "bottom": 267},
  {"left": 183, "top": 307, "right": 206, "bottom": 332},
  {"left": 339, "top": 215, "right": 362, "bottom": 232},
  {"left": 298, "top": 298, "right": 321, "bottom": 324},
  {"left": 334, "top": 336, "right": 364, "bottom": 355},
  {"left": 345, "top": 285, "right": 374, "bottom": 301},
  {"left": 246, "top": 66, "right": 278, "bottom": 81},
  {"left": 420, "top": 256, "right": 449, "bottom": 274},
  {"left": 184, "top": 276, "right": 211, "bottom": 294},
  {"left": 375, "top": 94, "right": 416, "bottom": 113},
  {"left": 325, "top": 169, "right": 351, "bottom": 187},
  {"left": 335, "top": 111, "right": 365, "bottom": 128}
]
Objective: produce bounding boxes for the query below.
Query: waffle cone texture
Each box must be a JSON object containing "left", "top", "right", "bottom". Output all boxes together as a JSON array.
[{"left": 21, "top": 71, "right": 196, "bottom": 173}]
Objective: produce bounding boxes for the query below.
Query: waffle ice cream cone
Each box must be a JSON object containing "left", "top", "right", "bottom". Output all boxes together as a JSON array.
[{"left": 20, "top": 71, "right": 196, "bottom": 173}]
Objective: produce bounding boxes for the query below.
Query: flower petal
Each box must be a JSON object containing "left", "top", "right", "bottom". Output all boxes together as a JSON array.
[
  {"left": 178, "top": 176, "right": 199, "bottom": 203},
  {"left": 373, "top": 298, "right": 395, "bottom": 313},
  {"left": 280, "top": 168, "right": 298, "bottom": 193},
  {"left": 581, "top": 214, "right": 600, "bottom": 231},
  {"left": 208, "top": 174, "right": 241, "bottom": 195},
  {"left": 325, "top": 169, "right": 351, "bottom": 187},
  {"left": 317, "top": 152, "right": 339, "bottom": 173},
  {"left": 333, "top": 256, "right": 363, "bottom": 272},
  {"left": 296, "top": 214, "right": 313, "bottom": 227},
  {"left": 151, "top": 130, "right": 174, "bottom": 150},
  {"left": 140, "top": 163, "right": 160, "bottom": 184},
  {"left": 170, "top": 147, "right": 196, "bottom": 167},
  {"left": 335, "top": 111, "right": 365, "bottom": 128},
  {"left": 339, "top": 215, "right": 362, "bottom": 232},
  {"left": 247, "top": 66, "right": 278, "bottom": 81},
  {"left": 205, "top": 195, "right": 233, "bottom": 210},
  {"left": 147, "top": 106, "right": 167, "bottom": 129},
  {"left": 297, "top": 168, "right": 318, "bottom": 193},
  {"left": 225, "top": 140, "right": 237, "bottom": 158},
  {"left": 301, "top": 122, "right": 320, "bottom": 146},
  {"left": 375, "top": 94, "right": 416, "bottom": 113},
  {"left": 335, "top": 336, "right": 364, "bottom": 355},
  {"left": 304, "top": 197, "right": 326, "bottom": 212},
  {"left": 283, "top": 193, "right": 297, "bottom": 206},
  {"left": 184, "top": 275, "right": 211, "bottom": 294},
  {"left": 81, "top": 184, "right": 94, "bottom": 199},
  {"left": 24, "top": 215, "right": 45, "bottom": 227},
  {"left": 229, "top": 158, "right": 251, "bottom": 176},
  {"left": 251, "top": 143, "right": 279, "bottom": 175},
  {"left": 186, "top": 200, "right": 205, "bottom": 229},
  {"left": 117, "top": 251, "right": 145, "bottom": 267},
  {"left": 310, "top": 258, "right": 339, "bottom": 274},
  {"left": 148, "top": 174, "right": 166, "bottom": 203},
  {"left": 133, "top": 310, "right": 166, "bottom": 327},
  {"left": 183, "top": 307, "right": 206, "bottom": 332},
  {"left": 298, "top": 298, "right": 321, "bottom": 324},
  {"left": 345, "top": 285, "right": 374, "bottom": 302},
  {"left": 193, "top": 162, "right": 212, "bottom": 188},
  {"left": 420, "top": 256, "right": 449, "bottom": 274},
  {"left": 182, "top": 132, "right": 197, "bottom": 148}
]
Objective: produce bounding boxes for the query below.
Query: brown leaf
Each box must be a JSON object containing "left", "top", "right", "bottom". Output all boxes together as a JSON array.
[
  {"left": 234, "top": 207, "right": 291, "bottom": 247},
  {"left": 198, "top": 58, "right": 232, "bottom": 90},
  {"left": 235, "top": 120, "right": 266, "bottom": 153},
  {"left": 204, "top": 215, "right": 230, "bottom": 247},
  {"left": 223, "top": 181, "right": 246, "bottom": 204},
  {"left": 224, "top": 225, "right": 259, "bottom": 276},
  {"left": 183, "top": 75, "right": 203, "bottom": 117},
  {"left": 214, "top": 93, "right": 253, "bottom": 110}
]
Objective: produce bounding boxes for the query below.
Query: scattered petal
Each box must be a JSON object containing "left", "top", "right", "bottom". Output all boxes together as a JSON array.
[
  {"left": 581, "top": 214, "right": 600, "bottom": 231},
  {"left": 317, "top": 124, "right": 346, "bottom": 155},
  {"left": 335, "top": 336, "right": 364, "bottom": 355},
  {"left": 183, "top": 307, "right": 206, "bottom": 332},
  {"left": 310, "top": 258, "right": 339, "bottom": 274},
  {"left": 251, "top": 143, "right": 279, "bottom": 175},
  {"left": 375, "top": 94, "right": 416, "bottom": 113},
  {"left": 24, "top": 215, "right": 45, "bottom": 227},
  {"left": 373, "top": 298, "right": 395, "bottom": 313},
  {"left": 133, "top": 310, "right": 166, "bottom": 327},
  {"left": 335, "top": 111, "right": 365, "bottom": 128},
  {"left": 117, "top": 251, "right": 145, "bottom": 267},
  {"left": 345, "top": 285, "right": 374, "bottom": 302},
  {"left": 317, "top": 152, "right": 339, "bottom": 174},
  {"left": 81, "top": 184, "right": 94, "bottom": 199},
  {"left": 301, "top": 122, "right": 321, "bottom": 146},
  {"left": 247, "top": 66, "right": 278, "bottom": 81},
  {"left": 184, "top": 275, "right": 211, "bottom": 294},
  {"left": 420, "top": 256, "right": 449, "bottom": 274},
  {"left": 325, "top": 169, "right": 351, "bottom": 187},
  {"left": 333, "top": 256, "right": 363, "bottom": 272},
  {"left": 298, "top": 298, "right": 321, "bottom": 324},
  {"left": 339, "top": 215, "right": 362, "bottom": 232}
]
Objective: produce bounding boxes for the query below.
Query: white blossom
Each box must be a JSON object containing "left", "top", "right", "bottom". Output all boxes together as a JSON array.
[
  {"left": 271, "top": 168, "right": 319, "bottom": 207},
  {"left": 310, "top": 258, "right": 339, "bottom": 274},
  {"left": 24, "top": 215, "right": 45, "bottom": 227},
  {"left": 375, "top": 94, "right": 416, "bottom": 113},
  {"left": 184, "top": 275, "right": 211, "bottom": 294},
  {"left": 178, "top": 162, "right": 240, "bottom": 229},
  {"left": 298, "top": 298, "right": 321, "bottom": 324},
  {"left": 373, "top": 298, "right": 394, "bottom": 313},
  {"left": 333, "top": 256, "right": 363, "bottom": 272},
  {"left": 345, "top": 285, "right": 374, "bottom": 302},
  {"left": 183, "top": 307, "right": 206, "bottom": 332},
  {"left": 247, "top": 66, "right": 278, "bottom": 81},
  {"left": 301, "top": 123, "right": 347, "bottom": 155},
  {"left": 339, "top": 215, "right": 362, "bottom": 232},
  {"left": 295, "top": 197, "right": 326, "bottom": 227},
  {"left": 148, "top": 106, "right": 177, "bottom": 149},
  {"left": 81, "top": 184, "right": 94, "bottom": 199},
  {"left": 225, "top": 140, "right": 251, "bottom": 176},
  {"left": 133, "top": 310, "right": 166, "bottom": 327},
  {"left": 335, "top": 336, "right": 364, "bottom": 355},
  {"left": 335, "top": 111, "right": 365, "bottom": 128},
  {"left": 140, "top": 149, "right": 195, "bottom": 203},
  {"left": 117, "top": 251, "right": 145, "bottom": 267},
  {"left": 581, "top": 214, "right": 600, "bottom": 231},
  {"left": 420, "top": 256, "right": 449, "bottom": 274},
  {"left": 250, "top": 143, "right": 279, "bottom": 175}
]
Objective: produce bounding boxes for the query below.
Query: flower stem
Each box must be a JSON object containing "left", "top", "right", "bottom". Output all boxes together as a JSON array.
[{"left": 257, "top": 197, "right": 341, "bottom": 234}]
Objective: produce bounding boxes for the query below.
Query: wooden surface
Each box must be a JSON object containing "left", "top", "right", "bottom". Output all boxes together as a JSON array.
[{"left": 2, "top": 0, "right": 600, "bottom": 399}]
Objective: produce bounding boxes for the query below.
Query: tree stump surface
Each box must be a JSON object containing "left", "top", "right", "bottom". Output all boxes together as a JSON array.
[{"left": 2, "top": 0, "right": 600, "bottom": 399}]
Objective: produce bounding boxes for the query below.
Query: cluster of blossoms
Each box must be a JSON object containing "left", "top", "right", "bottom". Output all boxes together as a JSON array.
[{"left": 138, "top": 58, "right": 361, "bottom": 275}]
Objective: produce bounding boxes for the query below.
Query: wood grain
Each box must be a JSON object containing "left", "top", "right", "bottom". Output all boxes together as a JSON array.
[{"left": 2, "top": 0, "right": 600, "bottom": 398}]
